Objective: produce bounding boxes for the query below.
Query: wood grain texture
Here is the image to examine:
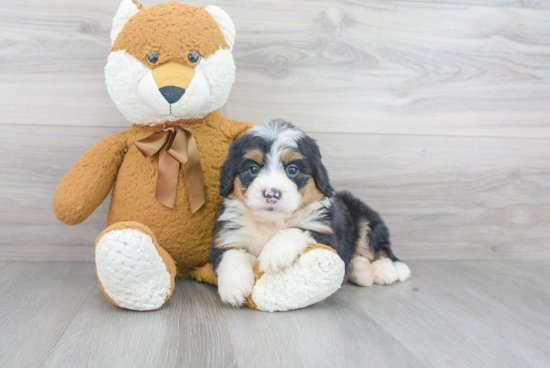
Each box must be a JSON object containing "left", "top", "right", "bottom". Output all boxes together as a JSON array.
[
  {"left": 2, "top": 125, "right": 549, "bottom": 261},
  {"left": 43, "top": 281, "right": 236, "bottom": 368},
  {"left": 399, "top": 0, "right": 549, "bottom": 9},
  {"left": 2, "top": 260, "right": 550, "bottom": 367},
  {"left": 0, "top": 262, "right": 96, "bottom": 367},
  {"left": 339, "top": 260, "right": 550, "bottom": 367},
  {"left": 0, "top": 0, "right": 549, "bottom": 138}
]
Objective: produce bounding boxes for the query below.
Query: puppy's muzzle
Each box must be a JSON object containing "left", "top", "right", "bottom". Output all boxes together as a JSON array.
[{"left": 263, "top": 188, "right": 281, "bottom": 204}]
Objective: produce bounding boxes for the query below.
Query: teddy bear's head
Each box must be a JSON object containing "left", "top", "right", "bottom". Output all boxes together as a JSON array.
[{"left": 105, "top": 0, "right": 236, "bottom": 125}]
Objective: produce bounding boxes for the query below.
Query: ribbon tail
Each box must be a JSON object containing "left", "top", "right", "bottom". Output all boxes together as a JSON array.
[
  {"left": 156, "top": 146, "right": 180, "bottom": 209},
  {"left": 166, "top": 128, "right": 189, "bottom": 165},
  {"left": 182, "top": 130, "right": 206, "bottom": 213}
]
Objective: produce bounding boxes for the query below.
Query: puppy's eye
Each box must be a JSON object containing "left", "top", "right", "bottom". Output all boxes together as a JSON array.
[
  {"left": 147, "top": 52, "right": 159, "bottom": 66},
  {"left": 188, "top": 50, "right": 200, "bottom": 65},
  {"left": 249, "top": 164, "right": 260, "bottom": 175},
  {"left": 286, "top": 165, "right": 299, "bottom": 178}
]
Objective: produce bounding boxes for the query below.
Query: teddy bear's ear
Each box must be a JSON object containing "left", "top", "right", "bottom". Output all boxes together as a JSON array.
[
  {"left": 205, "top": 6, "right": 236, "bottom": 49},
  {"left": 110, "top": 0, "right": 142, "bottom": 47}
]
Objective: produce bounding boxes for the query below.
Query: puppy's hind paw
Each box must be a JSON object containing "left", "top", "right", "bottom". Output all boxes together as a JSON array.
[
  {"left": 394, "top": 261, "right": 411, "bottom": 282},
  {"left": 371, "top": 258, "right": 399, "bottom": 285},
  {"left": 347, "top": 256, "right": 374, "bottom": 287}
]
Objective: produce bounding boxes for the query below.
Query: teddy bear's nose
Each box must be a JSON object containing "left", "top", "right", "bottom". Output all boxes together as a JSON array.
[{"left": 159, "top": 86, "right": 185, "bottom": 104}]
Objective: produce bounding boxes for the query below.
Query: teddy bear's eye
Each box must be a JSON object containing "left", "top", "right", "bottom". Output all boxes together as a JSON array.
[
  {"left": 188, "top": 51, "right": 200, "bottom": 65},
  {"left": 147, "top": 52, "right": 159, "bottom": 66}
]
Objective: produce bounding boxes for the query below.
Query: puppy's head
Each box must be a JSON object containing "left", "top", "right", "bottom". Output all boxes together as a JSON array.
[{"left": 220, "top": 120, "right": 333, "bottom": 221}]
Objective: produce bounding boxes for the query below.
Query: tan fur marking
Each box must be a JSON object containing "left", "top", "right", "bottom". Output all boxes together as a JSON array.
[
  {"left": 355, "top": 219, "right": 374, "bottom": 261},
  {"left": 374, "top": 249, "right": 389, "bottom": 261},
  {"left": 227, "top": 176, "right": 245, "bottom": 200},
  {"left": 112, "top": 3, "right": 229, "bottom": 68},
  {"left": 299, "top": 178, "right": 325, "bottom": 209},
  {"left": 153, "top": 62, "right": 195, "bottom": 89},
  {"left": 281, "top": 149, "right": 304, "bottom": 164},
  {"left": 244, "top": 148, "right": 263, "bottom": 165}
]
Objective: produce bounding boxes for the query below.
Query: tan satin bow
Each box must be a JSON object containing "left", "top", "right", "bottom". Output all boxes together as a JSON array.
[{"left": 134, "top": 126, "right": 206, "bottom": 213}]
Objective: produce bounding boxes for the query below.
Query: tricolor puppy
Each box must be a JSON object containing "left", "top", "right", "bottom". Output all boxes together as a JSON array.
[{"left": 211, "top": 120, "right": 411, "bottom": 307}]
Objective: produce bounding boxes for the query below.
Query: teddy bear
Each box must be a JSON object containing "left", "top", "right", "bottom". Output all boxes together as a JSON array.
[{"left": 53, "top": 0, "right": 345, "bottom": 312}]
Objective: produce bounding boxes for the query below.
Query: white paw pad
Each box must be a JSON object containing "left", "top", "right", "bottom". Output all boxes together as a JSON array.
[
  {"left": 95, "top": 228, "right": 172, "bottom": 311},
  {"left": 251, "top": 248, "right": 345, "bottom": 312},
  {"left": 371, "top": 258, "right": 399, "bottom": 285}
]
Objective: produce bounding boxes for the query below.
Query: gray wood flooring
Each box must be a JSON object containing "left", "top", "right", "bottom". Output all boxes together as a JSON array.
[{"left": 1, "top": 260, "right": 549, "bottom": 368}]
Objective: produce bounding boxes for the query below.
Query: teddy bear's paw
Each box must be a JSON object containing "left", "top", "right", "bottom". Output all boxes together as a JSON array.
[
  {"left": 95, "top": 228, "right": 173, "bottom": 311},
  {"left": 249, "top": 245, "right": 345, "bottom": 312}
]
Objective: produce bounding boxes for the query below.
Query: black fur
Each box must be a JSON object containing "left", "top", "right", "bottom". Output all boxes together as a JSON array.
[
  {"left": 212, "top": 120, "right": 400, "bottom": 275},
  {"left": 308, "top": 191, "right": 398, "bottom": 267},
  {"left": 219, "top": 120, "right": 333, "bottom": 198},
  {"left": 219, "top": 133, "right": 267, "bottom": 196},
  {"left": 295, "top": 135, "right": 334, "bottom": 197}
]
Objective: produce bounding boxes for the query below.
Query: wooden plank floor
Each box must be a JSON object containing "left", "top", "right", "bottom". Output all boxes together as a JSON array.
[{"left": 1, "top": 261, "right": 549, "bottom": 368}]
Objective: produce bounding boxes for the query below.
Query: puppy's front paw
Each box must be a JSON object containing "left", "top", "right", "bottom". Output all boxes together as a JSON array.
[
  {"left": 258, "top": 243, "right": 298, "bottom": 274},
  {"left": 218, "top": 273, "right": 255, "bottom": 307},
  {"left": 258, "top": 228, "right": 314, "bottom": 274},
  {"left": 217, "top": 250, "right": 256, "bottom": 307}
]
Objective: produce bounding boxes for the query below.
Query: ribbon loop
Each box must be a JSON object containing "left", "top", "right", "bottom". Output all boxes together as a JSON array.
[{"left": 134, "top": 126, "right": 206, "bottom": 212}]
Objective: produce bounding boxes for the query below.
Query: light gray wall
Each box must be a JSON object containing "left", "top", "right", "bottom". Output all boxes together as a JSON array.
[{"left": 1, "top": 0, "right": 549, "bottom": 261}]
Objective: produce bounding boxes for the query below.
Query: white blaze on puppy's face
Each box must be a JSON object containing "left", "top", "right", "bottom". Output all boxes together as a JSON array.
[
  {"left": 245, "top": 170, "right": 301, "bottom": 221},
  {"left": 243, "top": 122, "right": 306, "bottom": 221}
]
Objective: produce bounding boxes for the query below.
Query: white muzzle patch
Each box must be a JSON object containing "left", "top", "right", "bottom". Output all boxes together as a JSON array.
[
  {"left": 137, "top": 68, "right": 210, "bottom": 120},
  {"left": 245, "top": 170, "right": 301, "bottom": 221}
]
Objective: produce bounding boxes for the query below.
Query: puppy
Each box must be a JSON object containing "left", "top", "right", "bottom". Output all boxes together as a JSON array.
[{"left": 211, "top": 120, "right": 411, "bottom": 307}]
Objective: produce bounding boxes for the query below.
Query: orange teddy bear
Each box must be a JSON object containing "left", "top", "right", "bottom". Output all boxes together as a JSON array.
[{"left": 53, "top": 0, "right": 344, "bottom": 312}]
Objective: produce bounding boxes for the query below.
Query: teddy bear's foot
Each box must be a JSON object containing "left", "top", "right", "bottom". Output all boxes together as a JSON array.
[
  {"left": 245, "top": 244, "right": 345, "bottom": 312},
  {"left": 95, "top": 221, "right": 176, "bottom": 311}
]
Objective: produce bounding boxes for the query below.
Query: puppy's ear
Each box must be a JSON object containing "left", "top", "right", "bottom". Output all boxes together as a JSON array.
[
  {"left": 219, "top": 157, "right": 237, "bottom": 197},
  {"left": 219, "top": 139, "right": 244, "bottom": 197},
  {"left": 313, "top": 157, "right": 334, "bottom": 197},
  {"left": 306, "top": 137, "right": 334, "bottom": 197}
]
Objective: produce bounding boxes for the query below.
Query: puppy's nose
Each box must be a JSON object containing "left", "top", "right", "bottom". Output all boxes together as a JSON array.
[
  {"left": 263, "top": 188, "right": 281, "bottom": 204},
  {"left": 159, "top": 86, "right": 185, "bottom": 104}
]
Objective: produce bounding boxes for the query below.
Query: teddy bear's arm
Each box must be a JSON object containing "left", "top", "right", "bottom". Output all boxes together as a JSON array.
[{"left": 53, "top": 131, "right": 128, "bottom": 225}]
